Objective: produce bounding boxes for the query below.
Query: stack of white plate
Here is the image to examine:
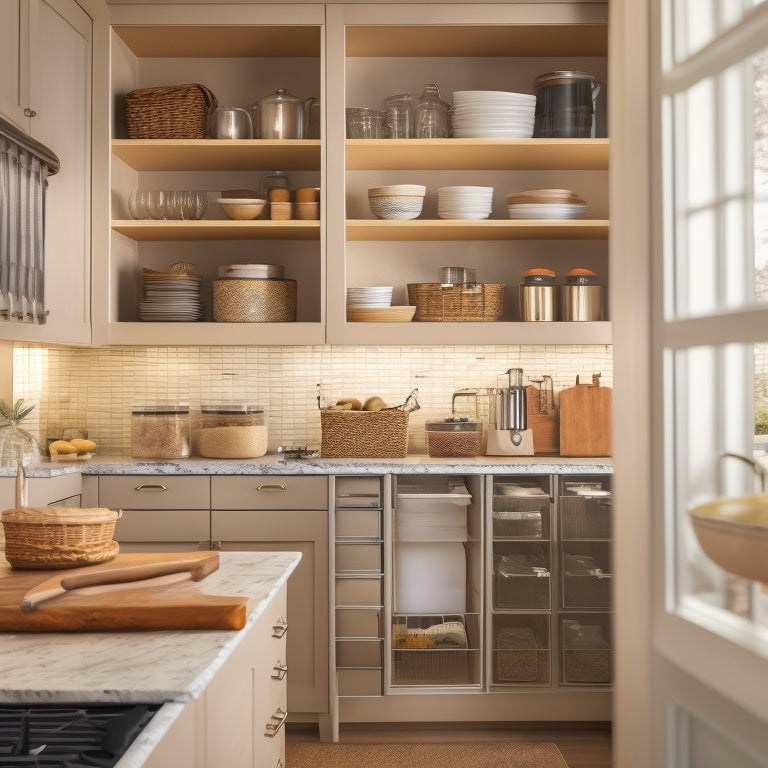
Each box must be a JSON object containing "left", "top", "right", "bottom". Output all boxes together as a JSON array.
[
  {"left": 506, "top": 188, "right": 587, "bottom": 219},
  {"left": 347, "top": 286, "right": 393, "bottom": 308},
  {"left": 437, "top": 186, "right": 494, "bottom": 220},
  {"left": 452, "top": 90, "right": 536, "bottom": 138},
  {"left": 139, "top": 268, "right": 203, "bottom": 322},
  {"left": 218, "top": 263, "right": 284, "bottom": 279}
]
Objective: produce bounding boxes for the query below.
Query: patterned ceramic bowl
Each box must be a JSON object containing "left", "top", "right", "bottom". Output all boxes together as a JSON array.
[{"left": 368, "top": 185, "right": 426, "bottom": 220}]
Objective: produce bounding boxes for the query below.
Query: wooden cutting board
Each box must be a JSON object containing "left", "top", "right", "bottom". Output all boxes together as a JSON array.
[
  {"left": 559, "top": 377, "right": 613, "bottom": 457},
  {"left": 526, "top": 385, "right": 560, "bottom": 455},
  {"left": 0, "top": 551, "right": 250, "bottom": 631}
]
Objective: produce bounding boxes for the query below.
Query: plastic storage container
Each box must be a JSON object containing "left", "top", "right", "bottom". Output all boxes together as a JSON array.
[
  {"left": 131, "top": 404, "right": 190, "bottom": 459},
  {"left": 198, "top": 403, "right": 268, "bottom": 458}
]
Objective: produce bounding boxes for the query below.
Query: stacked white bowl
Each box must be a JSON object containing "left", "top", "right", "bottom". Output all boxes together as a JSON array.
[
  {"left": 368, "top": 184, "right": 426, "bottom": 220},
  {"left": 347, "top": 286, "right": 394, "bottom": 308},
  {"left": 437, "top": 186, "right": 494, "bottom": 220},
  {"left": 451, "top": 90, "right": 536, "bottom": 138}
]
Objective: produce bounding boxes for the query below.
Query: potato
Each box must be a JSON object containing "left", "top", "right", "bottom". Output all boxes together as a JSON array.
[
  {"left": 335, "top": 397, "right": 363, "bottom": 410},
  {"left": 363, "top": 396, "right": 388, "bottom": 412}
]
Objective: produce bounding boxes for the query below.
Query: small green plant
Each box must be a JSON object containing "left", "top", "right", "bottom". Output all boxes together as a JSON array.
[
  {"left": 0, "top": 398, "right": 36, "bottom": 424},
  {"left": 755, "top": 406, "right": 768, "bottom": 436}
]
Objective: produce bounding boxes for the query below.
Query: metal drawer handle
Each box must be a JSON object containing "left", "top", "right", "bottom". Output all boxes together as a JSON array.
[
  {"left": 271, "top": 661, "right": 288, "bottom": 680},
  {"left": 256, "top": 483, "right": 287, "bottom": 492},
  {"left": 134, "top": 484, "right": 168, "bottom": 492},
  {"left": 272, "top": 618, "right": 288, "bottom": 638},
  {"left": 264, "top": 707, "right": 288, "bottom": 737}
]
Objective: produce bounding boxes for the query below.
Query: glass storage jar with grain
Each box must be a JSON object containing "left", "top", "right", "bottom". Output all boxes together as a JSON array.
[
  {"left": 198, "top": 403, "right": 268, "bottom": 458},
  {"left": 131, "top": 404, "right": 190, "bottom": 459}
]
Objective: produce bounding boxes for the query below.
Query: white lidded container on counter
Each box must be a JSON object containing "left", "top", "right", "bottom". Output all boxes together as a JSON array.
[
  {"left": 394, "top": 477, "right": 471, "bottom": 613},
  {"left": 198, "top": 403, "right": 268, "bottom": 458},
  {"left": 131, "top": 403, "right": 190, "bottom": 459}
]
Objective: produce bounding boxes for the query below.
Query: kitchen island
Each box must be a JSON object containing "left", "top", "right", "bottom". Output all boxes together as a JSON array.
[{"left": 0, "top": 550, "right": 301, "bottom": 767}]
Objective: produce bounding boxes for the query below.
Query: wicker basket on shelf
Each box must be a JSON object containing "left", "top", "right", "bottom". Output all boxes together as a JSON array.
[
  {"left": 124, "top": 83, "right": 217, "bottom": 139},
  {"left": 1, "top": 507, "right": 121, "bottom": 569},
  {"left": 407, "top": 282, "right": 505, "bottom": 321}
]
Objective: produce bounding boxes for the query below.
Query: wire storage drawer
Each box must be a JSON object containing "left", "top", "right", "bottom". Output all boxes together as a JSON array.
[{"left": 561, "top": 617, "right": 612, "bottom": 685}]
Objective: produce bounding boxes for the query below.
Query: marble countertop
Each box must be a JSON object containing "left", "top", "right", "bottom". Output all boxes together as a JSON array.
[
  {"left": 0, "top": 453, "right": 613, "bottom": 478},
  {"left": 0, "top": 551, "right": 300, "bottom": 705}
]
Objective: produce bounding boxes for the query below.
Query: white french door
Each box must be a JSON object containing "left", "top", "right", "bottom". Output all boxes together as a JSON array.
[{"left": 613, "top": 1, "right": 768, "bottom": 766}]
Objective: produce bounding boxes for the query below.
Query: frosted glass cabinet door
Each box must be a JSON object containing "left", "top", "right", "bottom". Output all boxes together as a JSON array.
[{"left": 0, "top": 0, "right": 29, "bottom": 127}]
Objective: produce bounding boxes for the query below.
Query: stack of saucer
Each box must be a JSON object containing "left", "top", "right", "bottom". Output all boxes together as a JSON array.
[
  {"left": 346, "top": 286, "right": 394, "bottom": 308},
  {"left": 506, "top": 188, "right": 587, "bottom": 219},
  {"left": 452, "top": 90, "right": 536, "bottom": 138},
  {"left": 437, "top": 186, "right": 494, "bottom": 220},
  {"left": 139, "top": 268, "right": 203, "bottom": 322}
]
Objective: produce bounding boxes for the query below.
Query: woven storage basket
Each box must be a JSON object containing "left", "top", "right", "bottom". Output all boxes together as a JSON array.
[
  {"left": 407, "top": 282, "right": 505, "bottom": 321},
  {"left": 125, "top": 83, "right": 217, "bottom": 139},
  {"left": 212, "top": 278, "right": 297, "bottom": 323},
  {"left": 320, "top": 408, "right": 410, "bottom": 458},
  {"left": 1, "top": 507, "right": 121, "bottom": 569}
]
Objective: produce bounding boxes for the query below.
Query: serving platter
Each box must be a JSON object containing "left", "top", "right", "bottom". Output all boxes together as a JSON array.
[{"left": 347, "top": 306, "right": 417, "bottom": 322}]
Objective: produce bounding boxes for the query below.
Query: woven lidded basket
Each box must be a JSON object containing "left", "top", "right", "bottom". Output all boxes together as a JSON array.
[
  {"left": 212, "top": 278, "right": 297, "bottom": 323},
  {"left": 1, "top": 507, "right": 121, "bottom": 569},
  {"left": 320, "top": 408, "right": 410, "bottom": 458},
  {"left": 407, "top": 282, "right": 505, "bottom": 322},
  {"left": 125, "top": 83, "right": 217, "bottom": 139}
]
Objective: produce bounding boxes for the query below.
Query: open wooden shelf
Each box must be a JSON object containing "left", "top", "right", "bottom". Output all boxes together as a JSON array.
[
  {"left": 346, "top": 219, "right": 609, "bottom": 241},
  {"left": 112, "top": 139, "right": 321, "bottom": 172},
  {"left": 112, "top": 220, "right": 321, "bottom": 241},
  {"left": 345, "top": 138, "right": 609, "bottom": 171}
]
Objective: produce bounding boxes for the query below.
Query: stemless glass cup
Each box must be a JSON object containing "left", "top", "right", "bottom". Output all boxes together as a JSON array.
[
  {"left": 128, "top": 190, "right": 148, "bottom": 220},
  {"left": 384, "top": 94, "right": 413, "bottom": 138},
  {"left": 346, "top": 107, "right": 387, "bottom": 138},
  {"left": 146, "top": 190, "right": 168, "bottom": 219}
]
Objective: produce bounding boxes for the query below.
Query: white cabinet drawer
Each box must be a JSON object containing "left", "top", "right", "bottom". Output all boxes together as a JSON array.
[
  {"left": 335, "top": 541, "right": 382, "bottom": 572},
  {"left": 336, "top": 639, "right": 383, "bottom": 668},
  {"left": 211, "top": 476, "right": 328, "bottom": 510},
  {"left": 337, "top": 668, "right": 382, "bottom": 697},
  {"left": 335, "top": 574, "right": 382, "bottom": 606},
  {"left": 99, "top": 476, "right": 210, "bottom": 510},
  {"left": 336, "top": 607, "right": 382, "bottom": 638},
  {"left": 335, "top": 507, "right": 381, "bottom": 539}
]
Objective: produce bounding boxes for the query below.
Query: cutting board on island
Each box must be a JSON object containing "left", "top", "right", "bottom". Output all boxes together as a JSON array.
[
  {"left": 0, "top": 551, "right": 250, "bottom": 631},
  {"left": 559, "top": 374, "right": 613, "bottom": 457}
]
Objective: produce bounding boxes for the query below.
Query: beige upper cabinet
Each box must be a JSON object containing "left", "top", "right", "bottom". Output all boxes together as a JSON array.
[
  {"left": 325, "top": 3, "right": 610, "bottom": 346},
  {"left": 0, "top": 0, "right": 93, "bottom": 345},
  {"left": 102, "top": 5, "right": 325, "bottom": 346},
  {"left": 100, "top": 2, "right": 609, "bottom": 347}
]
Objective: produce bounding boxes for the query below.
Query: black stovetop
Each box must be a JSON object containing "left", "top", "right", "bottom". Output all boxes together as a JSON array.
[{"left": 0, "top": 704, "right": 160, "bottom": 767}]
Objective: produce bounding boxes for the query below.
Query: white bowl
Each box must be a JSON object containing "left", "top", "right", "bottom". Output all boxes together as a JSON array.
[{"left": 216, "top": 197, "right": 266, "bottom": 220}]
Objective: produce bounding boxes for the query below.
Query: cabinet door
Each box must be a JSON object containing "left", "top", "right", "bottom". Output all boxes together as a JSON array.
[
  {"left": 213, "top": 508, "right": 329, "bottom": 716},
  {"left": 0, "top": 0, "right": 29, "bottom": 127},
  {"left": 0, "top": 0, "right": 92, "bottom": 344}
]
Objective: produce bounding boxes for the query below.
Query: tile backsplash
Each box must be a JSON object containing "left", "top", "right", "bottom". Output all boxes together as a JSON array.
[{"left": 12, "top": 343, "right": 612, "bottom": 455}]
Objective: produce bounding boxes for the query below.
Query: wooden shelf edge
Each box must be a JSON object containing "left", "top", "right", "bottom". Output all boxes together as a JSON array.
[
  {"left": 107, "top": 322, "right": 325, "bottom": 346},
  {"left": 346, "top": 138, "right": 609, "bottom": 171},
  {"left": 346, "top": 219, "right": 610, "bottom": 241},
  {"left": 112, "top": 220, "right": 321, "bottom": 241}
]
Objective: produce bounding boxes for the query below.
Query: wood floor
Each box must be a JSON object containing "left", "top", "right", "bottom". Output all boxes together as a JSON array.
[{"left": 286, "top": 723, "right": 612, "bottom": 768}]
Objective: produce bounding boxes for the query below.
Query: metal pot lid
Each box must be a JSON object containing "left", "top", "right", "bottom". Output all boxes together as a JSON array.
[
  {"left": 534, "top": 71, "right": 599, "bottom": 88},
  {"left": 565, "top": 268, "right": 599, "bottom": 285}
]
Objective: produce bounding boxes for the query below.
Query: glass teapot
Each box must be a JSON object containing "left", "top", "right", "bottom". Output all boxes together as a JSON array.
[{"left": 250, "top": 88, "right": 316, "bottom": 139}]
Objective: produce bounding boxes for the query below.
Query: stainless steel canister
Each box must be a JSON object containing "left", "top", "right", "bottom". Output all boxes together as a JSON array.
[
  {"left": 562, "top": 268, "right": 602, "bottom": 321},
  {"left": 520, "top": 268, "right": 556, "bottom": 321}
]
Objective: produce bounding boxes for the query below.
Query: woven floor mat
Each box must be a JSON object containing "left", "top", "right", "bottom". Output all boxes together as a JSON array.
[{"left": 285, "top": 741, "right": 569, "bottom": 767}]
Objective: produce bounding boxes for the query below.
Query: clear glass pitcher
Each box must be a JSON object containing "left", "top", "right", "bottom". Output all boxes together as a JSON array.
[{"left": 413, "top": 83, "right": 452, "bottom": 138}]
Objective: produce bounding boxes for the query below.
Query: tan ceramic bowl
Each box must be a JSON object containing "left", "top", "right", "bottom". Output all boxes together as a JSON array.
[
  {"left": 217, "top": 198, "right": 266, "bottom": 220},
  {"left": 689, "top": 493, "right": 768, "bottom": 582}
]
